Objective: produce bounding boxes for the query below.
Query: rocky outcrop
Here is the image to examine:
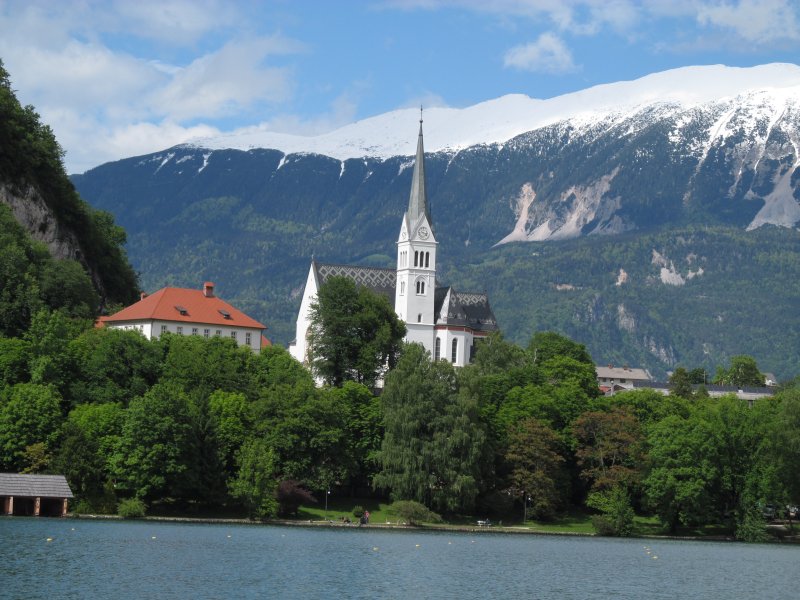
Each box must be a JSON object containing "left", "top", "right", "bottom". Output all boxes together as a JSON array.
[{"left": 0, "top": 182, "right": 105, "bottom": 298}]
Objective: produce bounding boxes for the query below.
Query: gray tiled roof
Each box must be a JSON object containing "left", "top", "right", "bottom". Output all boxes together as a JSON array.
[
  {"left": 0, "top": 473, "right": 74, "bottom": 498},
  {"left": 314, "top": 263, "right": 396, "bottom": 301},
  {"left": 435, "top": 287, "right": 498, "bottom": 332}
]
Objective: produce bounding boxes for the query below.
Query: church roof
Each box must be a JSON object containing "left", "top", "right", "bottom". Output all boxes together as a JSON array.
[
  {"left": 313, "top": 262, "right": 396, "bottom": 303},
  {"left": 434, "top": 287, "right": 498, "bottom": 333},
  {"left": 311, "top": 262, "right": 497, "bottom": 333},
  {"left": 406, "top": 116, "right": 431, "bottom": 228}
]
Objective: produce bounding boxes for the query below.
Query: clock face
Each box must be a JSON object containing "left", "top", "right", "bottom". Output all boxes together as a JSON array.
[{"left": 418, "top": 227, "right": 429, "bottom": 239}]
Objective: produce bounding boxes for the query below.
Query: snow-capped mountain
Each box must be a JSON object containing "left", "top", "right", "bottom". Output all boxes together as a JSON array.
[
  {"left": 72, "top": 64, "right": 800, "bottom": 377},
  {"left": 185, "top": 63, "right": 800, "bottom": 159}
]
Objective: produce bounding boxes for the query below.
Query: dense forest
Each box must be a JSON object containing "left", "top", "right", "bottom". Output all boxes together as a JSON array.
[{"left": 1, "top": 310, "right": 798, "bottom": 540}]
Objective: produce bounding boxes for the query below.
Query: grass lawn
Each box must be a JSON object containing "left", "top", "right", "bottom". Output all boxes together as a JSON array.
[{"left": 295, "top": 497, "right": 397, "bottom": 524}]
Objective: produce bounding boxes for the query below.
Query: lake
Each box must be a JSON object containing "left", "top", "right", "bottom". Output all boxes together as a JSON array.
[{"left": 1, "top": 517, "right": 798, "bottom": 599}]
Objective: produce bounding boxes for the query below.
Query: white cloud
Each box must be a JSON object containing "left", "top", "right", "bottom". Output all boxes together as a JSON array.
[
  {"left": 696, "top": 0, "right": 800, "bottom": 44},
  {"left": 152, "top": 36, "right": 305, "bottom": 121},
  {"left": 504, "top": 32, "right": 578, "bottom": 73}
]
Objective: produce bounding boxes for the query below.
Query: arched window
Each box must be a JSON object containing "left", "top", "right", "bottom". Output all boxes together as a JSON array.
[
  {"left": 451, "top": 338, "right": 458, "bottom": 363},
  {"left": 414, "top": 251, "right": 418, "bottom": 267},
  {"left": 416, "top": 280, "right": 425, "bottom": 295},
  {"left": 417, "top": 313, "right": 422, "bottom": 323},
  {"left": 435, "top": 337, "right": 441, "bottom": 360},
  {"left": 425, "top": 252, "right": 430, "bottom": 268}
]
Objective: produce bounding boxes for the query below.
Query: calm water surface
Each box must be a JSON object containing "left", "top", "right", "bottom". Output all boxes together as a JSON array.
[{"left": 1, "top": 517, "right": 797, "bottom": 599}]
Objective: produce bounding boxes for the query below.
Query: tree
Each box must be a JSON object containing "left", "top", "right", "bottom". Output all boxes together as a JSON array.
[
  {"left": 112, "top": 382, "right": 197, "bottom": 502},
  {"left": 375, "top": 343, "right": 486, "bottom": 514},
  {"left": 308, "top": 276, "right": 405, "bottom": 387},
  {"left": 276, "top": 480, "right": 316, "bottom": 517},
  {"left": 713, "top": 355, "right": 765, "bottom": 387},
  {"left": 505, "top": 418, "right": 565, "bottom": 519},
  {"left": 0, "top": 382, "right": 62, "bottom": 471},
  {"left": 669, "top": 367, "right": 694, "bottom": 399},
  {"left": 573, "top": 406, "right": 644, "bottom": 492},
  {"left": 528, "top": 331, "right": 594, "bottom": 366},
  {"left": 587, "top": 486, "right": 635, "bottom": 536},
  {"left": 229, "top": 437, "right": 278, "bottom": 519}
]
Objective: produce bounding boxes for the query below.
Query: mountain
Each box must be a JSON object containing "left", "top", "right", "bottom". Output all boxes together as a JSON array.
[{"left": 71, "top": 64, "right": 800, "bottom": 379}]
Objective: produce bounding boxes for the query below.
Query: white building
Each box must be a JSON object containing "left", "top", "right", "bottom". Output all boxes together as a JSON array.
[
  {"left": 289, "top": 119, "right": 498, "bottom": 368},
  {"left": 100, "top": 282, "right": 269, "bottom": 352}
]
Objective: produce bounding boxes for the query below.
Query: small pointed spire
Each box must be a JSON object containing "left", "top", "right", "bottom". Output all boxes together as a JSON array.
[{"left": 407, "top": 111, "right": 430, "bottom": 226}]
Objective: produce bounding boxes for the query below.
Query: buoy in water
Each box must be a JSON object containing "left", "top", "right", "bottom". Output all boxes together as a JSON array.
[{"left": 46, "top": 537, "right": 53, "bottom": 542}]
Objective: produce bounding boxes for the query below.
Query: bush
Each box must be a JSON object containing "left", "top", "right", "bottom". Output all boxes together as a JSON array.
[
  {"left": 352, "top": 505, "right": 365, "bottom": 518},
  {"left": 118, "top": 498, "right": 147, "bottom": 519},
  {"left": 276, "top": 480, "right": 316, "bottom": 517},
  {"left": 587, "top": 487, "right": 634, "bottom": 537},
  {"left": 387, "top": 500, "right": 442, "bottom": 525}
]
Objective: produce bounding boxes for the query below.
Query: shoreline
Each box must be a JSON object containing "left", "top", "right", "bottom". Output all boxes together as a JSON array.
[{"left": 68, "top": 513, "right": 800, "bottom": 543}]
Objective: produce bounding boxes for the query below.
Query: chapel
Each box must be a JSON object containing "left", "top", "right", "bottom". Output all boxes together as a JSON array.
[{"left": 289, "top": 117, "right": 497, "bottom": 367}]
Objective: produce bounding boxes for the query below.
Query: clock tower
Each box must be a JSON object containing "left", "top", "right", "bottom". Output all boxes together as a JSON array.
[{"left": 395, "top": 115, "right": 437, "bottom": 354}]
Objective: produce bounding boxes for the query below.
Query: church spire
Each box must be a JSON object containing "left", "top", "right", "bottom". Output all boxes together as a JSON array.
[{"left": 406, "top": 108, "right": 430, "bottom": 227}]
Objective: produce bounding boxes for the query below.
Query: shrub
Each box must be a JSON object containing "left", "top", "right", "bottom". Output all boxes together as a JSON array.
[
  {"left": 387, "top": 500, "right": 442, "bottom": 525},
  {"left": 587, "top": 487, "right": 634, "bottom": 537},
  {"left": 276, "top": 480, "right": 316, "bottom": 517},
  {"left": 352, "top": 505, "right": 365, "bottom": 518},
  {"left": 118, "top": 498, "right": 147, "bottom": 519}
]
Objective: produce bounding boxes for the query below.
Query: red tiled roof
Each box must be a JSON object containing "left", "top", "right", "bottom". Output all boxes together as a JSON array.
[
  {"left": 104, "top": 286, "right": 266, "bottom": 329},
  {"left": 260, "top": 334, "right": 272, "bottom": 347}
]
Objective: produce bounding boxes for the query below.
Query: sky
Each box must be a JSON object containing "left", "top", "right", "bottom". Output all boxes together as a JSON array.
[{"left": 2, "top": 0, "right": 799, "bottom": 174}]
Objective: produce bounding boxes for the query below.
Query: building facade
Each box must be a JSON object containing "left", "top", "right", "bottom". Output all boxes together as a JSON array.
[
  {"left": 100, "top": 282, "right": 269, "bottom": 352},
  {"left": 289, "top": 119, "right": 498, "bottom": 368}
]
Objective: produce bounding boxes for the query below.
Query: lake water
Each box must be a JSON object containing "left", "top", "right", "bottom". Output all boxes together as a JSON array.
[{"left": 1, "top": 517, "right": 798, "bottom": 599}]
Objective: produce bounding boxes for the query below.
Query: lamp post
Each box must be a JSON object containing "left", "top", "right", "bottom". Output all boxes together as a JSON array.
[{"left": 324, "top": 487, "right": 330, "bottom": 521}]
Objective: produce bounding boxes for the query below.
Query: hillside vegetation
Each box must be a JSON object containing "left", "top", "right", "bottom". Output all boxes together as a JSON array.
[{"left": 0, "top": 59, "right": 138, "bottom": 322}]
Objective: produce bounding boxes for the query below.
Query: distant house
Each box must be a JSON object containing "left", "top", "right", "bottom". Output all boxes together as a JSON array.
[
  {"left": 630, "top": 380, "right": 776, "bottom": 406},
  {"left": 1, "top": 473, "right": 74, "bottom": 517},
  {"left": 596, "top": 365, "right": 653, "bottom": 393},
  {"left": 99, "top": 282, "right": 269, "bottom": 352}
]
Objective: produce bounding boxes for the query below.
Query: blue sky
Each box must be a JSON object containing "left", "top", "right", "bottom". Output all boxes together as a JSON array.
[{"left": 1, "top": 0, "right": 799, "bottom": 173}]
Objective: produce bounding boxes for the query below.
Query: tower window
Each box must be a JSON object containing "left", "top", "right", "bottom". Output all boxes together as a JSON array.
[
  {"left": 416, "top": 280, "right": 425, "bottom": 295},
  {"left": 414, "top": 251, "right": 419, "bottom": 267},
  {"left": 418, "top": 314, "right": 422, "bottom": 323},
  {"left": 425, "top": 252, "right": 430, "bottom": 268},
  {"left": 451, "top": 338, "right": 458, "bottom": 363},
  {"left": 400, "top": 281, "right": 405, "bottom": 295},
  {"left": 435, "top": 337, "right": 441, "bottom": 360}
]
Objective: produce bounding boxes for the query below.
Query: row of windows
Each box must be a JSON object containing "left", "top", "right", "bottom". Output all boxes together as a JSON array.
[
  {"left": 434, "top": 337, "right": 459, "bottom": 363},
  {"left": 398, "top": 250, "right": 433, "bottom": 269},
  {"left": 399, "top": 278, "right": 428, "bottom": 296},
  {"left": 158, "top": 324, "right": 253, "bottom": 345}
]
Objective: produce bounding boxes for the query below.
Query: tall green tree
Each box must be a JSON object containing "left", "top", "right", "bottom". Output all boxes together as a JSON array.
[
  {"left": 375, "top": 343, "right": 486, "bottom": 514},
  {"left": 505, "top": 418, "right": 566, "bottom": 519},
  {"left": 308, "top": 276, "right": 405, "bottom": 387},
  {"left": 0, "top": 382, "right": 63, "bottom": 471},
  {"left": 713, "top": 355, "right": 765, "bottom": 387}
]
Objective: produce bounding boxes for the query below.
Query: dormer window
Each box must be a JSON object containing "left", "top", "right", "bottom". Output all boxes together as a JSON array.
[
  {"left": 218, "top": 309, "right": 232, "bottom": 319},
  {"left": 175, "top": 305, "right": 188, "bottom": 316}
]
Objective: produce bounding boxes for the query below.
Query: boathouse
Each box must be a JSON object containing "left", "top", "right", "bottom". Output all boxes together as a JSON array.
[{"left": 1, "top": 473, "right": 74, "bottom": 517}]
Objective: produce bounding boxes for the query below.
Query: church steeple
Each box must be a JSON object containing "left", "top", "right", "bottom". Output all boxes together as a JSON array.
[{"left": 406, "top": 109, "right": 430, "bottom": 227}]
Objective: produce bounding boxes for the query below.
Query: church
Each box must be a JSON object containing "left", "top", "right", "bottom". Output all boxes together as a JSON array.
[{"left": 289, "top": 118, "right": 498, "bottom": 368}]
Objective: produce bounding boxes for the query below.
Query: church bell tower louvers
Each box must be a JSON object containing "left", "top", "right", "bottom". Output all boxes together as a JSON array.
[{"left": 395, "top": 115, "right": 437, "bottom": 355}]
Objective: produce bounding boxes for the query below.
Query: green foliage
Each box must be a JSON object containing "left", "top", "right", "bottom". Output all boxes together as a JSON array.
[
  {"left": 505, "top": 418, "right": 566, "bottom": 519},
  {"left": 117, "top": 497, "right": 147, "bottom": 519},
  {"left": 0, "top": 383, "right": 62, "bottom": 471},
  {"left": 735, "top": 505, "right": 769, "bottom": 543},
  {"left": 713, "top": 355, "right": 765, "bottom": 387},
  {"left": 376, "top": 344, "right": 486, "bottom": 514},
  {"left": 587, "top": 486, "right": 635, "bottom": 537},
  {"left": 112, "top": 382, "right": 197, "bottom": 502},
  {"left": 352, "top": 505, "right": 365, "bottom": 518},
  {"left": 0, "top": 60, "right": 138, "bottom": 310},
  {"left": 228, "top": 437, "right": 278, "bottom": 519},
  {"left": 276, "top": 480, "right": 316, "bottom": 517},
  {"left": 387, "top": 500, "right": 443, "bottom": 525},
  {"left": 309, "top": 276, "right": 406, "bottom": 387}
]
